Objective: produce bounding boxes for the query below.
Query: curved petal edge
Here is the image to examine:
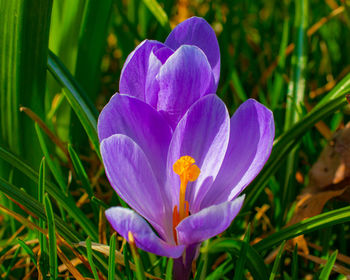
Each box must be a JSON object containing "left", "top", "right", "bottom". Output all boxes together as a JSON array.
[
  {"left": 106, "top": 207, "right": 185, "bottom": 258},
  {"left": 176, "top": 195, "right": 245, "bottom": 245}
]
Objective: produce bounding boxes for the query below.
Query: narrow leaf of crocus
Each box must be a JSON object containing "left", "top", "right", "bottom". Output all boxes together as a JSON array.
[
  {"left": 86, "top": 236, "right": 99, "bottom": 280},
  {"left": 75, "top": 0, "right": 113, "bottom": 100},
  {"left": 128, "top": 232, "right": 146, "bottom": 280},
  {"left": 233, "top": 224, "right": 251, "bottom": 280},
  {"left": 35, "top": 122, "right": 67, "bottom": 222},
  {"left": 269, "top": 241, "right": 286, "bottom": 280},
  {"left": 165, "top": 258, "right": 173, "bottom": 280},
  {"left": 0, "top": 146, "right": 98, "bottom": 241},
  {"left": 193, "top": 258, "right": 204, "bottom": 280},
  {"left": 230, "top": 68, "right": 248, "bottom": 101},
  {"left": 197, "top": 240, "right": 210, "bottom": 280},
  {"left": 271, "top": 18, "right": 290, "bottom": 109},
  {"left": 123, "top": 243, "right": 133, "bottom": 280},
  {"left": 47, "top": 51, "right": 100, "bottom": 160},
  {"left": 319, "top": 250, "right": 338, "bottom": 280},
  {"left": 91, "top": 196, "right": 108, "bottom": 209},
  {"left": 282, "top": 0, "right": 308, "bottom": 221},
  {"left": 141, "top": 0, "right": 170, "bottom": 31},
  {"left": 44, "top": 193, "right": 58, "bottom": 279},
  {"left": 17, "top": 239, "right": 37, "bottom": 268},
  {"left": 292, "top": 244, "right": 298, "bottom": 280},
  {"left": 206, "top": 239, "right": 269, "bottom": 280},
  {"left": 253, "top": 205, "right": 350, "bottom": 252},
  {"left": 68, "top": 144, "right": 93, "bottom": 197},
  {"left": 38, "top": 158, "right": 48, "bottom": 277},
  {"left": 35, "top": 123, "right": 66, "bottom": 194},
  {"left": 108, "top": 233, "right": 116, "bottom": 280}
]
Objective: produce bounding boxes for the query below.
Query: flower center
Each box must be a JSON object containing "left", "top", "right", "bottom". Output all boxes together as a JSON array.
[{"left": 172, "top": 156, "right": 200, "bottom": 243}]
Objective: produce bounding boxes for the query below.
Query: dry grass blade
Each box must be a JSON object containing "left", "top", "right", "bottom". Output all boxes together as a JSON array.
[
  {"left": 20, "top": 106, "right": 69, "bottom": 159},
  {"left": 57, "top": 245, "right": 85, "bottom": 280},
  {"left": 58, "top": 258, "right": 82, "bottom": 273},
  {"left": 0, "top": 204, "right": 45, "bottom": 235},
  {"left": 308, "top": 243, "right": 350, "bottom": 266},
  {"left": 297, "top": 251, "right": 350, "bottom": 276}
]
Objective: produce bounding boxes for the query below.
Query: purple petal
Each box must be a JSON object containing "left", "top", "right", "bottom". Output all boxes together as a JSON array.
[
  {"left": 165, "top": 17, "right": 220, "bottom": 88},
  {"left": 201, "top": 99, "right": 275, "bottom": 209},
  {"left": 144, "top": 47, "right": 175, "bottom": 107},
  {"left": 101, "top": 134, "right": 172, "bottom": 240},
  {"left": 106, "top": 207, "right": 185, "bottom": 258},
  {"left": 157, "top": 45, "right": 215, "bottom": 128},
  {"left": 176, "top": 196, "right": 245, "bottom": 245},
  {"left": 166, "top": 94, "right": 230, "bottom": 212},
  {"left": 119, "top": 40, "right": 167, "bottom": 100},
  {"left": 97, "top": 94, "right": 172, "bottom": 185}
]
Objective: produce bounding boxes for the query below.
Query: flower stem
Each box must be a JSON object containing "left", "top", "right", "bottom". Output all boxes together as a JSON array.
[{"left": 172, "top": 244, "right": 199, "bottom": 280}]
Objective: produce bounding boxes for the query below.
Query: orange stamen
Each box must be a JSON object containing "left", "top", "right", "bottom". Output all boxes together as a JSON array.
[
  {"left": 172, "top": 205, "right": 180, "bottom": 243},
  {"left": 172, "top": 156, "right": 200, "bottom": 243}
]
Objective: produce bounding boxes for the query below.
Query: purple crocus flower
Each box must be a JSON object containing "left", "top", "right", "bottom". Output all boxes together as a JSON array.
[
  {"left": 117, "top": 17, "right": 220, "bottom": 129},
  {"left": 98, "top": 17, "right": 275, "bottom": 279}
]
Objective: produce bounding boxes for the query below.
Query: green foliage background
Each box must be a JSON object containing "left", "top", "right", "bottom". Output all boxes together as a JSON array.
[{"left": 0, "top": 0, "right": 350, "bottom": 279}]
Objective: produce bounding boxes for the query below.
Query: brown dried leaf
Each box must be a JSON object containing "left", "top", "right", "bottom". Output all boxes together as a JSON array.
[{"left": 288, "top": 123, "right": 350, "bottom": 254}]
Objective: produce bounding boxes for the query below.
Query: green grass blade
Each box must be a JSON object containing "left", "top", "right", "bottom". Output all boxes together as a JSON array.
[
  {"left": 281, "top": 0, "right": 308, "bottom": 216},
  {"left": 253, "top": 205, "right": 350, "bottom": 252},
  {"left": 68, "top": 144, "right": 93, "bottom": 197},
  {"left": 231, "top": 68, "right": 248, "bottom": 101},
  {"left": 128, "top": 233, "right": 146, "bottom": 280},
  {"left": 141, "top": 0, "right": 171, "bottom": 31},
  {"left": 271, "top": 18, "right": 290, "bottom": 109},
  {"left": 108, "top": 233, "right": 116, "bottom": 280},
  {"left": 86, "top": 236, "right": 99, "bottom": 280},
  {"left": 75, "top": 0, "right": 113, "bottom": 99},
  {"left": 233, "top": 225, "right": 251, "bottom": 280},
  {"left": 206, "top": 239, "right": 269, "bottom": 280},
  {"left": 35, "top": 123, "right": 66, "bottom": 193},
  {"left": 0, "top": 0, "right": 52, "bottom": 167},
  {"left": 123, "top": 243, "right": 133, "bottom": 280},
  {"left": 165, "top": 258, "right": 173, "bottom": 280},
  {"left": 0, "top": 146, "right": 98, "bottom": 240},
  {"left": 319, "top": 250, "right": 338, "bottom": 280},
  {"left": 269, "top": 241, "right": 286, "bottom": 280},
  {"left": 38, "top": 157, "right": 48, "bottom": 276},
  {"left": 292, "top": 244, "right": 298, "bottom": 280},
  {"left": 47, "top": 51, "right": 100, "bottom": 160},
  {"left": 44, "top": 193, "right": 58, "bottom": 279},
  {"left": 17, "top": 238, "right": 37, "bottom": 268}
]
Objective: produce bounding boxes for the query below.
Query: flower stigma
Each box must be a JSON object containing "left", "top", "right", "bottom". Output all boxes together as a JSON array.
[{"left": 172, "top": 156, "right": 200, "bottom": 243}]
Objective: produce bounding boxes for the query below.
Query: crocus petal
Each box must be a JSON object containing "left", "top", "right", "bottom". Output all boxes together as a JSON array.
[
  {"left": 119, "top": 40, "right": 167, "bottom": 100},
  {"left": 157, "top": 45, "right": 215, "bottom": 128},
  {"left": 201, "top": 99, "right": 275, "bottom": 209},
  {"left": 97, "top": 94, "right": 172, "bottom": 185},
  {"left": 165, "top": 17, "right": 220, "bottom": 88},
  {"left": 176, "top": 196, "right": 245, "bottom": 245},
  {"left": 166, "top": 94, "right": 230, "bottom": 212},
  {"left": 106, "top": 207, "right": 185, "bottom": 258},
  {"left": 101, "top": 134, "right": 172, "bottom": 240}
]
